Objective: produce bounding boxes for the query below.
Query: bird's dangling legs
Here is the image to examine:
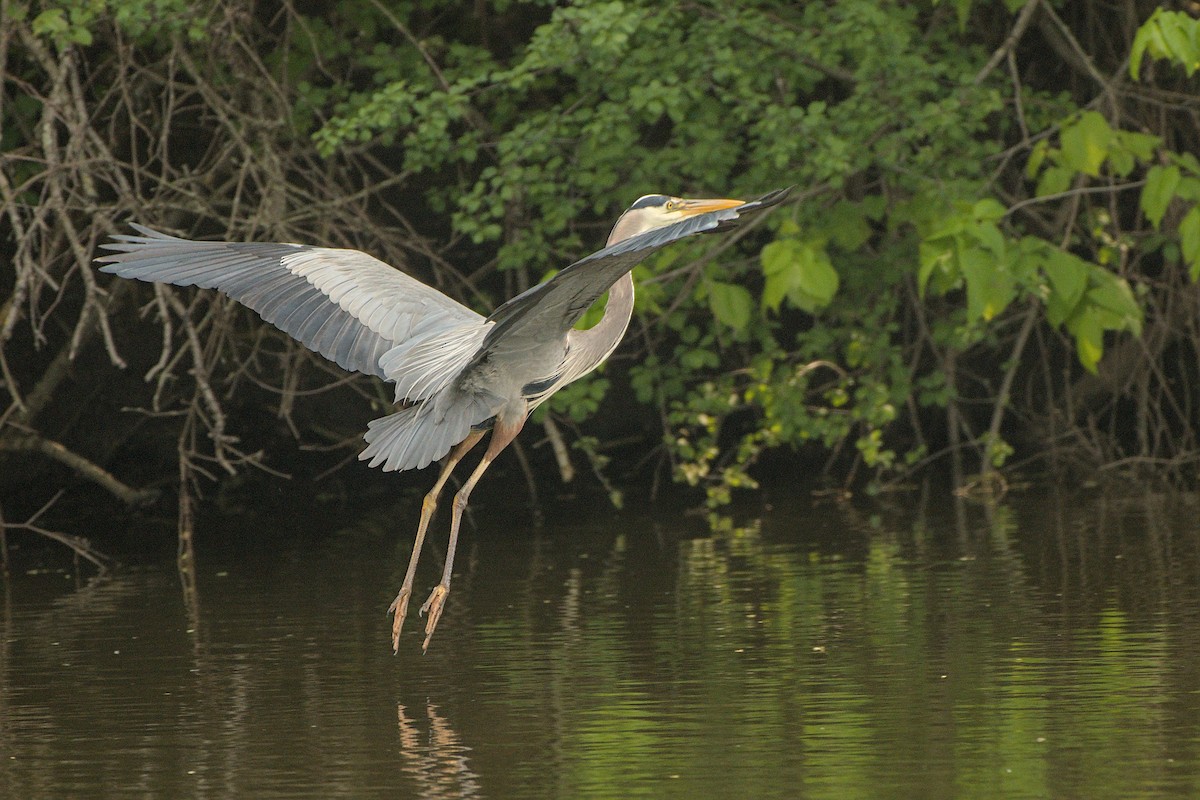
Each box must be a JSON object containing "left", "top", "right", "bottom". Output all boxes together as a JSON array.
[
  {"left": 389, "top": 430, "right": 485, "bottom": 654},
  {"left": 419, "top": 416, "right": 524, "bottom": 652}
]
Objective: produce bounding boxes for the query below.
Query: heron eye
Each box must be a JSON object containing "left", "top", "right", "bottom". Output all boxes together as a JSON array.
[{"left": 665, "top": 200, "right": 680, "bottom": 211}]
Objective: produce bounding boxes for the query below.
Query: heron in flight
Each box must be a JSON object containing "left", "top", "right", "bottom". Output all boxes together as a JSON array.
[{"left": 98, "top": 187, "right": 789, "bottom": 652}]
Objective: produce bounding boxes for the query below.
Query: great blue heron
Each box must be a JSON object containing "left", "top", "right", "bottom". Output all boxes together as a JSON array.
[{"left": 98, "top": 187, "right": 789, "bottom": 651}]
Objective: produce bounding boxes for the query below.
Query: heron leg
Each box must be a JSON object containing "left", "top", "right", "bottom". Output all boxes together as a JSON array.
[
  {"left": 389, "top": 430, "right": 485, "bottom": 654},
  {"left": 419, "top": 417, "right": 524, "bottom": 652}
]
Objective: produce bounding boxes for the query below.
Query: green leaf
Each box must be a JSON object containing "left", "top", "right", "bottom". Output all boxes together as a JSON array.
[
  {"left": 1160, "top": 13, "right": 1200, "bottom": 76},
  {"left": 1116, "top": 130, "right": 1160, "bottom": 162},
  {"left": 1086, "top": 271, "right": 1143, "bottom": 336},
  {"left": 760, "top": 238, "right": 796, "bottom": 276},
  {"left": 1174, "top": 152, "right": 1200, "bottom": 176},
  {"left": 1174, "top": 176, "right": 1200, "bottom": 203},
  {"left": 761, "top": 239, "right": 802, "bottom": 311},
  {"left": 707, "top": 281, "right": 754, "bottom": 331},
  {"left": 1041, "top": 249, "right": 1089, "bottom": 327},
  {"left": 1108, "top": 147, "right": 1134, "bottom": 179},
  {"left": 917, "top": 241, "right": 952, "bottom": 298},
  {"left": 1180, "top": 205, "right": 1200, "bottom": 280},
  {"left": 1025, "top": 139, "right": 1049, "bottom": 179},
  {"left": 1059, "top": 111, "right": 1112, "bottom": 177},
  {"left": 760, "top": 238, "right": 839, "bottom": 312},
  {"left": 1068, "top": 305, "right": 1105, "bottom": 374},
  {"left": 1141, "top": 165, "right": 1180, "bottom": 228},
  {"left": 1131, "top": 9, "right": 1200, "bottom": 80},
  {"left": 959, "top": 244, "right": 1014, "bottom": 322},
  {"left": 1035, "top": 165, "right": 1073, "bottom": 198},
  {"left": 792, "top": 243, "right": 840, "bottom": 311},
  {"left": 31, "top": 9, "right": 67, "bottom": 37},
  {"left": 970, "top": 220, "right": 1006, "bottom": 260},
  {"left": 1130, "top": 8, "right": 1166, "bottom": 81},
  {"left": 971, "top": 198, "right": 1007, "bottom": 222}
]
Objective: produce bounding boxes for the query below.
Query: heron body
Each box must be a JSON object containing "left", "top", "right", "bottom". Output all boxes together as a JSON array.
[{"left": 98, "top": 187, "right": 788, "bottom": 651}]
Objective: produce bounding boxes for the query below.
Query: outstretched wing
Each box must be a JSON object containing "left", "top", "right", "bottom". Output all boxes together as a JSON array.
[
  {"left": 97, "top": 225, "right": 483, "bottom": 380},
  {"left": 478, "top": 187, "right": 790, "bottom": 358}
]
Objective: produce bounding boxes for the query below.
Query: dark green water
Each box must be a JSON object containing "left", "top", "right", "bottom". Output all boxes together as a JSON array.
[{"left": 3, "top": 486, "right": 1200, "bottom": 799}]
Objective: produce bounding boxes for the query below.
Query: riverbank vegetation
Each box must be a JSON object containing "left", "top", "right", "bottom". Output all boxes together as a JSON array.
[{"left": 2, "top": 1, "right": 1199, "bottom": 556}]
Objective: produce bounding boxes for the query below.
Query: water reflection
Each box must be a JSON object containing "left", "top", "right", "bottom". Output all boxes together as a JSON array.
[
  {"left": 1, "top": 486, "right": 1200, "bottom": 798},
  {"left": 397, "top": 703, "right": 480, "bottom": 800}
]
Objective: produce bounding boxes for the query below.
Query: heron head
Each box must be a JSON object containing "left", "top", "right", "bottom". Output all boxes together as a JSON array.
[{"left": 606, "top": 194, "right": 744, "bottom": 245}]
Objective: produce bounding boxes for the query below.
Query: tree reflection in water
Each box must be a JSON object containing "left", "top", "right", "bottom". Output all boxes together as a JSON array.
[{"left": 1, "top": 486, "right": 1199, "bottom": 798}]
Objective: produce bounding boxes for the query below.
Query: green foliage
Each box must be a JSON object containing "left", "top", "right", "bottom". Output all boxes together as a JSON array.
[
  {"left": 1141, "top": 165, "right": 1181, "bottom": 229},
  {"left": 760, "top": 224, "right": 840, "bottom": 314},
  {"left": 16, "top": 0, "right": 1200, "bottom": 513},
  {"left": 918, "top": 197, "right": 1142, "bottom": 374},
  {"left": 28, "top": 0, "right": 208, "bottom": 48},
  {"left": 310, "top": 0, "right": 1200, "bottom": 500},
  {"left": 1026, "top": 111, "right": 1160, "bottom": 196},
  {"left": 1130, "top": 8, "right": 1200, "bottom": 81},
  {"left": 1138, "top": 156, "right": 1200, "bottom": 279},
  {"left": 704, "top": 281, "right": 755, "bottom": 332},
  {"left": 535, "top": 376, "right": 609, "bottom": 425}
]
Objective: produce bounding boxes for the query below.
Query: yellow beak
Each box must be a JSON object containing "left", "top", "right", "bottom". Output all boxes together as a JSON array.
[{"left": 679, "top": 197, "right": 745, "bottom": 216}]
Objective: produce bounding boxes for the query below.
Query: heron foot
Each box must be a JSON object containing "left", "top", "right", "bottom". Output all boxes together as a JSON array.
[
  {"left": 419, "top": 583, "right": 449, "bottom": 653},
  {"left": 388, "top": 587, "right": 412, "bottom": 655}
]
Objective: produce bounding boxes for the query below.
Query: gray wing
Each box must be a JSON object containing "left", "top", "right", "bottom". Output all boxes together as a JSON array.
[
  {"left": 97, "top": 225, "right": 483, "bottom": 380},
  {"left": 478, "top": 187, "right": 791, "bottom": 358}
]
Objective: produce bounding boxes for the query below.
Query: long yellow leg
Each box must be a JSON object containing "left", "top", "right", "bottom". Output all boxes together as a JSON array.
[
  {"left": 389, "top": 430, "right": 485, "bottom": 654},
  {"left": 419, "top": 417, "right": 523, "bottom": 652}
]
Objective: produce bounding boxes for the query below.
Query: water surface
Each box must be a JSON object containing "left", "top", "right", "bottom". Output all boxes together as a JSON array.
[{"left": 3, "top": 486, "right": 1199, "bottom": 798}]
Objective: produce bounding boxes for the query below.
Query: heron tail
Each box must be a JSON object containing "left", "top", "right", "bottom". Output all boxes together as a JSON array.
[{"left": 360, "top": 390, "right": 497, "bottom": 473}]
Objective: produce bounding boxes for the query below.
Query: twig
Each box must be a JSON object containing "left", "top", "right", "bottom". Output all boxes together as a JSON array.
[
  {"left": 541, "top": 415, "right": 575, "bottom": 484},
  {"left": 0, "top": 491, "right": 113, "bottom": 573},
  {"left": 1004, "top": 179, "right": 1146, "bottom": 219},
  {"left": 974, "top": 0, "right": 1041, "bottom": 86}
]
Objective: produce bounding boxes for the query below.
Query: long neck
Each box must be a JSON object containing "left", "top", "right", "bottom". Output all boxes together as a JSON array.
[
  {"left": 559, "top": 210, "right": 644, "bottom": 378},
  {"left": 564, "top": 270, "right": 635, "bottom": 379}
]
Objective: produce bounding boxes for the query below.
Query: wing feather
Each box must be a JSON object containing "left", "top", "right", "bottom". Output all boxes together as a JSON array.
[
  {"left": 98, "top": 224, "right": 484, "bottom": 381},
  {"left": 478, "top": 188, "right": 790, "bottom": 364}
]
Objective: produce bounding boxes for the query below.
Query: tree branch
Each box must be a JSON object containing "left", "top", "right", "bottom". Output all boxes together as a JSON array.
[{"left": 0, "top": 432, "right": 160, "bottom": 507}]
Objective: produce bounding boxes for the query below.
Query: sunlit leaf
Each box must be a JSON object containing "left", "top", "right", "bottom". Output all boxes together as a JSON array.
[
  {"left": 1041, "top": 249, "right": 1089, "bottom": 327},
  {"left": 761, "top": 239, "right": 802, "bottom": 311},
  {"left": 1130, "top": 8, "right": 1200, "bottom": 80},
  {"left": 1025, "top": 139, "right": 1049, "bottom": 179},
  {"left": 1068, "top": 306, "right": 1105, "bottom": 374},
  {"left": 793, "top": 243, "right": 839, "bottom": 308},
  {"left": 1086, "top": 271, "right": 1143, "bottom": 336},
  {"left": 1130, "top": 10, "right": 1166, "bottom": 81},
  {"left": 1174, "top": 176, "right": 1200, "bottom": 203},
  {"left": 959, "top": 244, "right": 1014, "bottom": 322},
  {"left": 971, "top": 198, "right": 1007, "bottom": 222},
  {"left": 917, "top": 241, "right": 952, "bottom": 298},
  {"left": 1059, "top": 111, "right": 1112, "bottom": 177},
  {"left": 1141, "top": 164, "right": 1180, "bottom": 228},
  {"left": 1116, "top": 130, "right": 1160, "bottom": 162},
  {"left": 1035, "top": 165, "right": 1073, "bottom": 198},
  {"left": 971, "top": 220, "right": 1006, "bottom": 260},
  {"left": 761, "top": 238, "right": 839, "bottom": 312},
  {"left": 707, "top": 280, "right": 754, "bottom": 331}
]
